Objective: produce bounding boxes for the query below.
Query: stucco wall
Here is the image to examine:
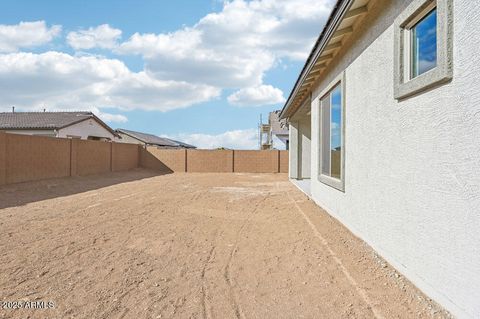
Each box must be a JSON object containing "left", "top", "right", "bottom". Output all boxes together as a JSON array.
[
  {"left": 116, "top": 133, "right": 144, "bottom": 145},
  {"left": 58, "top": 119, "right": 115, "bottom": 140},
  {"left": 305, "top": 1, "right": 480, "bottom": 318},
  {"left": 289, "top": 122, "right": 299, "bottom": 179},
  {"left": 298, "top": 117, "right": 311, "bottom": 179}
]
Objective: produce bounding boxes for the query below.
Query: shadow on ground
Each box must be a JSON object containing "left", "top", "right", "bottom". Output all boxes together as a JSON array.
[{"left": 0, "top": 169, "right": 171, "bottom": 210}]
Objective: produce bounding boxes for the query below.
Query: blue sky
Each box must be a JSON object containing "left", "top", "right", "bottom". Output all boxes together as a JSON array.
[
  {"left": 413, "top": 8, "right": 437, "bottom": 77},
  {"left": 0, "top": 0, "right": 334, "bottom": 149}
]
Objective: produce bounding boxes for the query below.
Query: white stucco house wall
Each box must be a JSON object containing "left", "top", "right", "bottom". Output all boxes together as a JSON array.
[
  {"left": 0, "top": 111, "right": 117, "bottom": 141},
  {"left": 280, "top": 0, "right": 480, "bottom": 318}
]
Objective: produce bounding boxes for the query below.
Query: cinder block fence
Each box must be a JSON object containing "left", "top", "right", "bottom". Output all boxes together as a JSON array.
[
  {"left": 139, "top": 147, "right": 288, "bottom": 173},
  {"left": 0, "top": 132, "right": 139, "bottom": 185},
  {"left": 0, "top": 132, "right": 288, "bottom": 186}
]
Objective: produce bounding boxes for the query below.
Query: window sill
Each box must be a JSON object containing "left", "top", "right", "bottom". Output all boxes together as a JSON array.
[
  {"left": 318, "top": 174, "right": 345, "bottom": 192},
  {"left": 394, "top": 65, "right": 452, "bottom": 99}
]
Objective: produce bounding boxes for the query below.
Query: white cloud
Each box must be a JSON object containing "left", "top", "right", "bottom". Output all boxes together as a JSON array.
[
  {"left": 95, "top": 110, "right": 128, "bottom": 123},
  {"left": 227, "top": 85, "right": 285, "bottom": 106},
  {"left": 0, "top": 21, "right": 61, "bottom": 53},
  {"left": 0, "top": 51, "right": 220, "bottom": 112},
  {"left": 102, "top": 71, "right": 220, "bottom": 112},
  {"left": 118, "top": 0, "right": 334, "bottom": 88},
  {"left": 119, "top": 28, "right": 274, "bottom": 88},
  {"left": 418, "top": 59, "right": 436, "bottom": 75},
  {"left": 67, "top": 24, "right": 122, "bottom": 50},
  {"left": 0, "top": 0, "right": 335, "bottom": 115},
  {"left": 167, "top": 128, "right": 259, "bottom": 150}
]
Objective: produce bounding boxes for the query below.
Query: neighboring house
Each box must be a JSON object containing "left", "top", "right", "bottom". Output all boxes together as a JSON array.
[
  {"left": 115, "top": 128, "right": 196, "bottom": 149},
  {"left": 0, "top": 111, "right": 117, "bottom": 141},
  {"left": 259, "top": 111, "right": 289, "bottom": 150},
  {"left": 280, "top": 1, "right": 479, "bottom": 318},
  {"left": 269, "top": 110, "right": 289, "bottom": 150}
]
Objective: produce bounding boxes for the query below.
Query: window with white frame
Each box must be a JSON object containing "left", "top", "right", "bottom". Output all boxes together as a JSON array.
[
  {"left": 394, "top": 0, "right": 452, "bottom": 99},
  {"left": 319, "top": 73, "right": 344, "bottom": 191},
  {"left": 410, "top": 5, "right": 437, "bottom": 78}
]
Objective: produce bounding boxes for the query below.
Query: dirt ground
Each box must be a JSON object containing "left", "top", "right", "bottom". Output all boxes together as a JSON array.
[{"left": 0, "top": 170, "right": 450, "bottom": 319}]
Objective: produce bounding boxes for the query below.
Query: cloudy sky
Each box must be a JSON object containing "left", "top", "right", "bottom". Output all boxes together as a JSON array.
[{"left": 0, "top": 0, "right": 334, "bottom": 149}]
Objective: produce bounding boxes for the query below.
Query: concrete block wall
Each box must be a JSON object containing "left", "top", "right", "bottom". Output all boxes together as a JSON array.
[
  {"left": 139, "top": 147, "right": 176, "bottom": 173},
  {"left": 140, "top": 147, "right": 186, "bottom": 172},
  {"left": 187, "top": 150, "right": 234, "bottom": 173},
  {"left": 0, "top": 133, "right": 8, "bottom": 185},
  {"left": 140, "top": 147, "right": 289, "bottom": 173},
  {"left": 4, "top": 133, "right": 71, "bottom": 184},
  {"left": 112, "top": 142, "right": 140, "bottom": 172},
  {"left": 0, "top": 133, "right": 140, "bottom": 186},
  {"left": 234, "top": 150, "right": 279, "bottom": 173},
  {"left": 279, "top": 151, "right": 289, "bottom": 173},
  {"left": 70, "top": 139, "right": 78, "bottom": 177},
  {"left": 0, "top": 132, "right": 288, "bottom": 186},
  {"left": 76, "top": 139, "right": 111, "bottom": 176}
]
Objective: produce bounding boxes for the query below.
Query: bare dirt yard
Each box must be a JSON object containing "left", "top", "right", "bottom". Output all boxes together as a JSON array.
[{"left": 0, "top": 170, "right": 450, "bottom": 319}]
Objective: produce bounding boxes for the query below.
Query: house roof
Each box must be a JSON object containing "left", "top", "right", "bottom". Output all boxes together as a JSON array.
[
  {"left": 166, "top": 138, "right": 197, "bottom": 149},
  {"left": 280, "top": 0, "right": 371, "bottom": 119},
  {"left": 269, "top": 110, "right": 289, "bottom": 136},
  {"left": 116, "top": 128, "right": 196, "bottom": 149},
  {"left": 0, "top": 111, "right": 118, "bottom": 136}
]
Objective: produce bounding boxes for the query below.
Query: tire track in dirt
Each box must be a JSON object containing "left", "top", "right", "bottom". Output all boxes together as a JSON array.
[
  {"left": 283, "top": 185, "right": 384, "bottom": 319},
  {"left": 200, "top": 245, "right": 216, "bottom": 319},
  {"left": 198, "top": 209, "right": 221, "bottom": 319},
  {"left": 223, "top": 196, "right": 267, "bottom": 319}
]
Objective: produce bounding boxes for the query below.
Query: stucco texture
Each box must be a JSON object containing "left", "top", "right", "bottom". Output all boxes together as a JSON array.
[
  {"left": 304, "top": 0, "right": 480, "bottom": 318},
  {"left": 58, "top": 118, "right": 115, "bottom": 140}
]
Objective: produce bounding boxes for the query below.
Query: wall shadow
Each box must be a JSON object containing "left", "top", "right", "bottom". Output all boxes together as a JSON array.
[
  {"left": 139, "top": 147, "right": 179, "bottom": 172},
  {"left": 0, "top": 168, "right": 172, "bottom": 210}
]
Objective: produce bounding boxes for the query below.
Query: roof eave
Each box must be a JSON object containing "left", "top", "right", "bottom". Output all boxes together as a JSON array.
[
  {"left": 280, "top": 0, "right": 355, "bottom": 119},
  {"left": 0, "top": 127, "right": 58, "bottom": 130},
  {"left": 116, "top": 129, "right": 148, "bottom": 144}
]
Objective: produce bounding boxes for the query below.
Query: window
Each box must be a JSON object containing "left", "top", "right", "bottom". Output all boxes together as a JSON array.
[
  {"left": 319, "top": 72, "right": 344, "bottom": 191},
  {"left": 394, "top": 0, "right": 452, "bottom": 99},
  {"left": 411, "top": 8, "right": 437, "bottom": 78}
]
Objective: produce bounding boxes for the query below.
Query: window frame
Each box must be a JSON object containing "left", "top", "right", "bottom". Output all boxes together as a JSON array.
[
  {"left": 318, "top": 71, "right": 345, "bottom": 192},
  {"left": 409, "top": 4, "right": 437, "bottom": 79},
  {"left": 394, "top": 0, "right": 453, "bottom": 100}
]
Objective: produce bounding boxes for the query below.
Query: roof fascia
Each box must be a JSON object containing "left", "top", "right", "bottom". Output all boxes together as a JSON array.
[{"left": 280, "top": 0, "right": 354, "bottom": 119}]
